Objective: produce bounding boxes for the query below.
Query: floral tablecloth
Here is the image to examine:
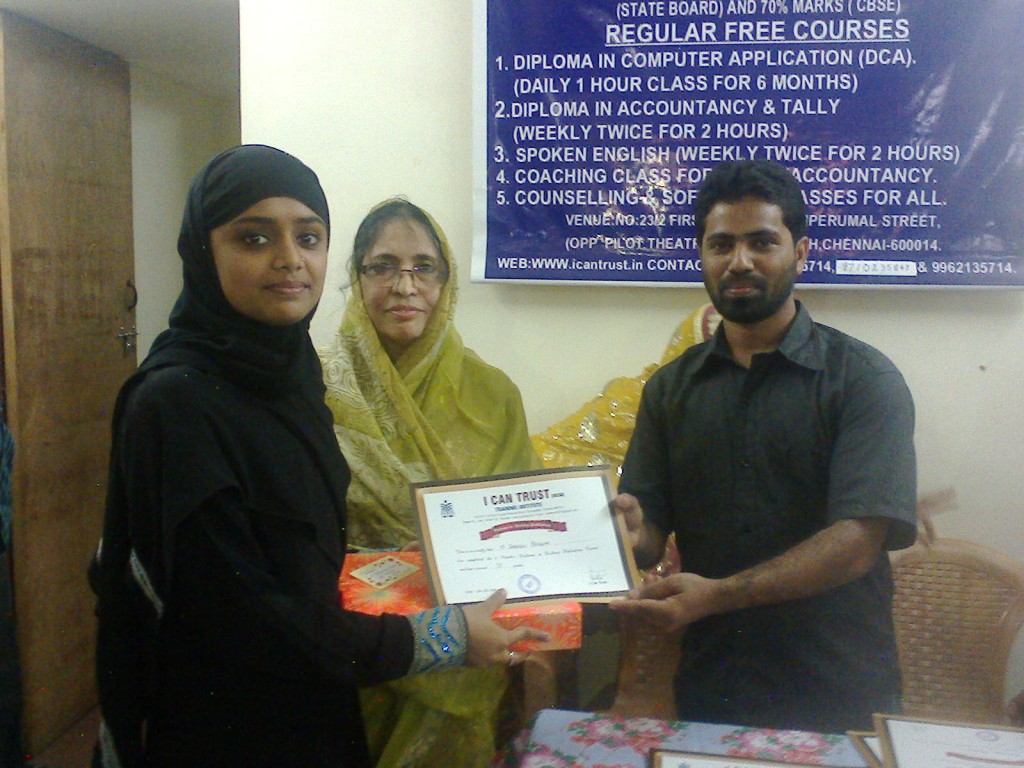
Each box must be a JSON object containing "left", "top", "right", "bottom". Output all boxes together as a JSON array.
[{"left": 493, "top": 709, "right": 869, "bottom": 768}]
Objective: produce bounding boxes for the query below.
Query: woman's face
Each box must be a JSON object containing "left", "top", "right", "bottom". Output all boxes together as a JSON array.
[
  {"left": 359, "top": 218, "right": 445, "bottom": 360},
  {"left": 209, "top": 196, "right": 328, "bottom": 326}
]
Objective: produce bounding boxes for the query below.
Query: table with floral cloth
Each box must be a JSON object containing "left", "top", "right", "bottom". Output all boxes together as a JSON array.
[{"left": 493, "top": 709, "right": 870, "bottom": 768}]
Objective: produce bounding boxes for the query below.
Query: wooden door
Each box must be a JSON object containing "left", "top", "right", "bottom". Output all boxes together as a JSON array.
[{"left": 0, "top": 12, "right": 135, "bottom": 753}]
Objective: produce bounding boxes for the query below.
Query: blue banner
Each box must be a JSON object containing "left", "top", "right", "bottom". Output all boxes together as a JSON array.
[{"left": 472, "top": 0, "right": 1024, "bottom": 287}]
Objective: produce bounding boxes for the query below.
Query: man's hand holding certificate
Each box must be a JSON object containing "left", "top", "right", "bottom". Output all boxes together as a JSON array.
[{"left": 412, "top": 466, "right": 640, "bottom": 605}]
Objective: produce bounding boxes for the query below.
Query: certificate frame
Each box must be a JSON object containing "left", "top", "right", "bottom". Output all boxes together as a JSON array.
[
  {"left": 649, "top": 750, "right": 802, "bottom": 768},
  {"left": 846, "top": 730, "right": 883, "bottom": 768},
  {"left": 411, "top": 465, "right": 641, "bottom": 606},
  {"left": 873, "top": 713, "right": 1024, "bottom": 768}
]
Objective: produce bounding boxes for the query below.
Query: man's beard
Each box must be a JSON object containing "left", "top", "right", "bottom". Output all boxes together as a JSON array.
[{"left": 704, "top": 265, "right": 798, "bottom": 324}]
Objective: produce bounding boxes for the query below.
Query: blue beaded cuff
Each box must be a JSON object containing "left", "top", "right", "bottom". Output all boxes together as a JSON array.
[{"left": 407, "top": 605, "right": 468, "bottom": 674}]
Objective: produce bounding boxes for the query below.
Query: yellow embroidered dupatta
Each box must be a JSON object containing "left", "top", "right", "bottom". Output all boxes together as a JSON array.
[
  {"left": 319, "top": 209, "right": 539, "bottom": 767},
  {"left": 321, "top": 217, "right": 539, "bottom": 550}
]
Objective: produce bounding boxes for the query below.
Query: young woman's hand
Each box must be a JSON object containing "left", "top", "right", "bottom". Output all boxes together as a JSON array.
[{"left": 461, "top": 589, "right": 550, "bottom": 668}]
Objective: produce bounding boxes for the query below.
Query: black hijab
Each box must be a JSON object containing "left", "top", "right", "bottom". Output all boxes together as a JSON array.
[
  {"left": 120, "top": 143, "right": 347, "bottom": 547},
  {"left": 93, "top": 146, "right": 353, "bottom": 766},
  {"left": 146, "top": 143, "right": 331, "bottom": 395},
  {"left": 100, "top": 142, "right": 351, "bottom": 574}
]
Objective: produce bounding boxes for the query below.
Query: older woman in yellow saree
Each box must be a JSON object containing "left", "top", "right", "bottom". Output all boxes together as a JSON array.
[{"left": 320, "top": 199, "right": 541, "bottom": 767}]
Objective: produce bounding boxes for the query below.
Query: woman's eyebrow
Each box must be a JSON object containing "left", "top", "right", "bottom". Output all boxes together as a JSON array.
[
  {"left": 227, "top": 215, "right": 274, "bottom": 226},
  {"left": 367, "top": 252, "right": 441, "bottom": 262},
  {"left": 228, "top": 214, "right": 326, "bottom": 227}
]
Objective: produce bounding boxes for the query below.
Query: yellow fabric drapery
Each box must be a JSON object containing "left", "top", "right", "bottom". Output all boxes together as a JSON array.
[
  {"left": 531, "top": 302, "right": 720, "bottom": 477},
  {"left": 320, "top": 204, "right": 540, "bottom": 768}
]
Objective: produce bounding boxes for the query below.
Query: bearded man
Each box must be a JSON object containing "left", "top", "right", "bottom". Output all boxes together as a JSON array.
[{"left": 611, "top": 160, "right": 917, "bottom": 733}]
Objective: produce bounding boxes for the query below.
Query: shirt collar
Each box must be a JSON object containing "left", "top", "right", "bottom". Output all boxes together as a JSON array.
[{"left": 701, "top": 301, "right": 825, "bottom": 372}]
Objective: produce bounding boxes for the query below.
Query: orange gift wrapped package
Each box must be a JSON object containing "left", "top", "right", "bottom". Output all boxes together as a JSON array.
[{"left": 339, "top": 550, "right": 581, "bottom": 652}]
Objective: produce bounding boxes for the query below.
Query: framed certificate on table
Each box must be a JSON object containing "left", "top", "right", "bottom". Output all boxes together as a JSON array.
[
  {"left": 873, "top": 713, "right": 1024, "bottom": 768},
  {"left": 846, "top": 730, "right": 883, "bottom": 768},
  {"left": 650, "top": 751, "right": 801, "bottom": 768},
  {"left": 412, "top": 465, "right": 640, "bottom": 605}
]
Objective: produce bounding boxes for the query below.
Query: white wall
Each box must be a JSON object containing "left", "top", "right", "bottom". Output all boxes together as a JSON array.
[
  {"left": 131, "top": 66, "right": 240, "bottom": 359},
  {"left": 238, "top": 0, "right": 1024, "bottom": 697}
]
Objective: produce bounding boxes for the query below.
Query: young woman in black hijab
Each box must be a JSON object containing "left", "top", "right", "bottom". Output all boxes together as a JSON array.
[{"left": 89, "top": 145, "right": 542, "bottom": 768}]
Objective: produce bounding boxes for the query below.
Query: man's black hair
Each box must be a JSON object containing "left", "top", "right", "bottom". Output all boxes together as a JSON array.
[{"left": 693, "top": 160, "right": 807, "bottom": 243}]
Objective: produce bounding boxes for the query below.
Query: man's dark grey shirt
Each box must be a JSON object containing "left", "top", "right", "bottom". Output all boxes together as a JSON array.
[{"left": 620, "top": 302, "right": 917, "bottom": 732}]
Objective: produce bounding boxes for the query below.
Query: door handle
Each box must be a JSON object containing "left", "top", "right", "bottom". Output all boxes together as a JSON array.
[{"left": 124, "top": 279, "right": 138, "bottom": 311}]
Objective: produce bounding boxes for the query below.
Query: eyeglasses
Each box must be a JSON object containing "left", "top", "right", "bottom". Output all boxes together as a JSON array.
[{"left": 359, "top": 261, "right": 447, "bottom": 287}]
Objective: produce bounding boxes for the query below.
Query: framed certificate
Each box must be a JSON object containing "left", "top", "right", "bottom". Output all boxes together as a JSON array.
[
  {"left": 846, "top": 730, "right": 883, "bottom": 768},
  {"left": 412, "top": 465, "right": 640, "bottom": 605},
  {"left": 873, "top": 713, "right": 1024, "bottom": 768},
  {"left": 650, "top": 751, "right": 802, "bottom": 768}
]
